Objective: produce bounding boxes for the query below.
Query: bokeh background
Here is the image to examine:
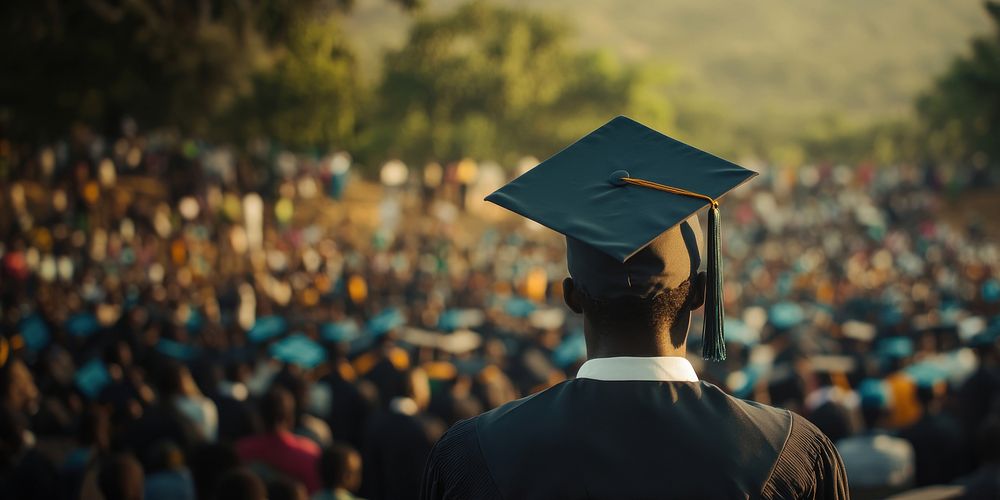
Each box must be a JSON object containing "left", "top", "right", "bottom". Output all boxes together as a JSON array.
[{"left": 1, "top": 1, "right": 999, "bottom": 499}]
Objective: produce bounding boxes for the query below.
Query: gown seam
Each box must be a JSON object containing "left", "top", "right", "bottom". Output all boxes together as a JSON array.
[
  {"left": 473, "top": 415, "right": 506, "bottom": 500},
  {"left": 758, "top": 409, "right": 795, "bottom": 498}
]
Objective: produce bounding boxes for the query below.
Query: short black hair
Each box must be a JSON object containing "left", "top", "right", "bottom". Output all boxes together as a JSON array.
[
  {"left": 97, "top": 453, "right": 145, "bottom": 500},
  {"left": 579, "top": 279, "right": 692, "bottom": 348},
  {"left": 260, "top": 386, "right": 295, "bottom": 431},
  {"left": 318, "top": 443, "right": 359, "bottom": 489},
  {"left": 214, "top": 468, "right": 267, "bottom": 500}
]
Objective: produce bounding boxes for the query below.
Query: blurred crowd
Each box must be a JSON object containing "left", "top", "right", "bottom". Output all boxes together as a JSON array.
[{"left": 0, "top": 124, "right": 998, "bottom": 500}]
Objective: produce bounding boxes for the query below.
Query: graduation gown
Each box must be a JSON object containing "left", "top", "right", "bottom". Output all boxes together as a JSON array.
[{"left": 421, "top": 359, "right": 848, "bottom": 500}]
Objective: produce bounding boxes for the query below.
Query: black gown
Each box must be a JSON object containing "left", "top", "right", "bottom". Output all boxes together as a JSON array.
[{"left": 422, "top": 379, "right": 848, "bottom": 499}]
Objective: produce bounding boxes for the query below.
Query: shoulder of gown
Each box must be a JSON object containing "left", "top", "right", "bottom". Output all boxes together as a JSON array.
[
  {"left": 420, "top": 416, "right": 503, "bottom": 500},
  {"left": 762, "top": 411, "right": 850, "bottom": 500}
]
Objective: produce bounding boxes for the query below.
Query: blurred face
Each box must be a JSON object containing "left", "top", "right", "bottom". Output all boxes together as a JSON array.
[
  {"left": 3, "top": 360, "right": 39, "bottom": 414},
  {"left": 343, "top": 451, "right": 363, "bottom": 492}
]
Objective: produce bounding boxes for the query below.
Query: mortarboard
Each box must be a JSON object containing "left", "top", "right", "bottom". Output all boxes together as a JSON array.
[
  {"left": 552, "top": 329, "right": 587, "bottom": 369},
  {"left": 503, "top": 297, "right": 536, "bottom": 318},
  {"left": 18, "top": 314, "right": 51, "bottom": 352},
  {"left": 321, "top": 320, "right": 361, "bottom": 343},
  {"left": 270, "top": 333, "right": 326, "bottom": 369},
  {"left": 156, "top": 338, "right": 198, "bottom": 361},
  {"left": 66, "top": 312, "right": 100, "bottom": 338},
  {"left": 858, "top": 378, "right": 891, "bottom": 409},
  {"left": 769, "top": 302, "right": 805, "bottom": 331},
  {"left": 437, "top": 308, "right": 486, "bottom": 332},
  {"left": 248, "top": 316, "right": 287, "bottom": 343},
  {"left": 366, "top": 308, "right": 405, "bottom": 337},
  {"left": 486, "top": 116, "right": 756, "bottom": 360},
  {"left": 75, "top": 358, "right": 112, "bottom": 399},
  {"left": 876, "top": 337, "right": 914, "bottom": 359},
  {"left": 904, "top": 362, "right": 949, "bottom": 390}
]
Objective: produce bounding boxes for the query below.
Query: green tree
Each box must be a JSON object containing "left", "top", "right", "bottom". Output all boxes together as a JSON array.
[
  {"left": 222, "top": 18, "right": 361, "bottom": 150},
  {"left": 368, "top": 1, "right": 678, "bottom": 167},
  {"left": 0, "top": 0, "right": 416, "bottom": 141},
  {"left": 917, "top": 1, "right": 1000, "bottom": 168}
]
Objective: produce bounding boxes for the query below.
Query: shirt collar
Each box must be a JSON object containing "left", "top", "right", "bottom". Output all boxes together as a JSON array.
[{"left": 576, "top": 356, "right": 699, "bottom": 382}]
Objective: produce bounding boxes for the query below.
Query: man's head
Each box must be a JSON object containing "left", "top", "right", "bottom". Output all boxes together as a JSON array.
[
  {"left": 97, "top": 453, "right": 145, "bottom": 500},
  {"left": 214, "top": 468, "right": 267, "bottom": 500},
  {"left": 858, "top": 379, "right": 891, "bottom": 431},
  {"left": 485, "top": 116, "right": 757, "bottom": 361},
  {"left": 319, "top": 443, "right": 363, "bottom": 492},
  {"left": 260, "top": 386, "right": 296, "bottom": 432},
  {"left": 561, "top": 214, "right": 706, "bottom": 357}
]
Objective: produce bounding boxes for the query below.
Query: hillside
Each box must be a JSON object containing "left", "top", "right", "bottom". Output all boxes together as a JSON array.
[{"left": 341, "top": 0, "right": 991, "bottom": 127}]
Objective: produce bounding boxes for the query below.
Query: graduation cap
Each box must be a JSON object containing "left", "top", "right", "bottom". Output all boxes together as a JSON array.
[
  {"left": 876, "top": 337, "right": 914, "bottom": 359},
  {"left": 857, "top": 378, "right": 891, "bottom": 410},
  {"left": 269, "top": 333, "right": 326, "bottom": 369},
  {"left": 18, "top": 314, "right": 51, "bottom": 352},
  {"left": 366, "top": 308, "right": 405, "bottom": 337},
  {"left": 321, "top": 320, "right": 361, "bottom": 343},
  {"left": 75, "top": 358, "right": 111, "bottom": 399},
  {"left": 769, "top": 302, "right": 805, "bottom": 331},
  {"left": 904, "top": 362, "right": 949, "bottom": 390},
  {"left": 722, "top": 318, "right": 760, "bottom": 346},
  {"left": 66, "top": 312, "right": 100, "bottom": 338},
  {"left": 503, "top": 297, "right": 536, "bottom": 318},
  {"left": 437, "top": 308, "right": 486, "bottom": 331},
  {"left": 248, "top": 316, "right": 287, "bottom": 343},
  {"left": 552, "top": 329, "right": 587, "bottom": 369},
  {"left": 156, "top": 338, "right": 198, "bottom": 361},
  {"left": 486, "top": 116, "right": 756, "bottom": 360}
]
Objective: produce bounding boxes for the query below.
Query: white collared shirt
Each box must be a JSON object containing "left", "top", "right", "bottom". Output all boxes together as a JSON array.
[{"left": 576, "top": 356, "right": 699, "bottom": 382}]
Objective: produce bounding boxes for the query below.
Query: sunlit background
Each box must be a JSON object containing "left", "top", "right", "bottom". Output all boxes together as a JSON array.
[{"left": 1, "top": 1, "right": 999, "bottom": 499}]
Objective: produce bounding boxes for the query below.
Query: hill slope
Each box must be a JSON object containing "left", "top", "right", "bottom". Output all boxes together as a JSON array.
[{"left": 341, "top": 0, "right": 990, "bottom": 126}]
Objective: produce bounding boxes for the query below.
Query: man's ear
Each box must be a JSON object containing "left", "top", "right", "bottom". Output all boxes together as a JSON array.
[
  {"left": 688, "top": 271, "right": 707, "bottom": 310},
  {"left": 563, "top": 277, "right": 583, "bottom": 314}
]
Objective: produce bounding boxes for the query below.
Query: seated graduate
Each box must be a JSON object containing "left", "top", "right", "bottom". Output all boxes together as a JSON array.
[{"left": 420, "top": 116, "right": 849, "bottom": 500}]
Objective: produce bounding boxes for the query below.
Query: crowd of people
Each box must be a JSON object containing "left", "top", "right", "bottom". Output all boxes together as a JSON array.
[{"left": 0, "top": 124, "right": 998, "bottom": 499}]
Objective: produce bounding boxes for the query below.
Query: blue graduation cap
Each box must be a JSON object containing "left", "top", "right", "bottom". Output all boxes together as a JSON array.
[
  {"left": 248, "top": 316, "right": 287, "bottom": 343},
  {"left": 437, "top": 308, "right": 485, "bottom": 331},
  {"left": 66, "top": 312, "right": 100, "bottom": 338},
  {"left": 904, "top": 362, "right": 949, "bottom": 389},
  {"left": 486, "top": 116, "right": 756, "bottom": 361},
  {"left": 982, "top": 278, "right": 1000, "bottom": 303},
  {"left": 270, "top": 333, "right": 326, "bottom": 369},
  {"left": 858, "top": 378, "right": 891, "bottom": 409},
  {"left": 729, "top": 365, "right": 766, "bottom": 399},
  {"left": 366, "top": 308, "right": 405, "bottom": 337},
  {"left": 552, "top": 329, "right": 588, "bottom": 369},
  {"left": 876, "top": 337, "right": 914, "bottom": 359},
  {"left": 321, "top": 320, "right": 361, "bottom": 343},
  {"left": 504, "top": 297, "right": 536, "bottom": 318},
  {"left": 968, "top": 325, "right": 1000, "bottom": 348},
  {"left": 769, "top": 302, "right": 805, "bottom": 330},
  {"left": 18, "top": 315, "right": 51, "bottom": 352},
  {"left": 75, "top": 359, "right": 111, "bottom": 399},
  {"left": 185, "top": 309, "right": 204, "bottom": 334},
  {"left": 156, "top": 338, "right": 198, "bottom": 361},
  {"left": 723, "top": 318, "right": 759, "bottom": 346}
]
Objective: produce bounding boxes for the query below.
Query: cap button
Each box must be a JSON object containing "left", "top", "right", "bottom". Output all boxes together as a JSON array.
[{"left": 608, "top": 170, "right": 630, "bottom": 186}]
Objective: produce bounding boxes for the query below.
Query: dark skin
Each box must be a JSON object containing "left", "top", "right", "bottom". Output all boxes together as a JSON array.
[{"left": 562, "top": 272, "right": 707, "bottom": 359}]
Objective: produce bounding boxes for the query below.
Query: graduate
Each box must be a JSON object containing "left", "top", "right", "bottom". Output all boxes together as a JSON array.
[{"left": 420, "top": 116, "right": 849, "bottom": 499}]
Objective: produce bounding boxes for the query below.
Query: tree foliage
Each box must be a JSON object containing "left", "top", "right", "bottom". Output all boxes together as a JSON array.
[
  {"left": 368, "top": 1, "right": 678, "bottom": 166},
  {"left": 0, "top": 0, "right": 423, "bottom": 142},
  {"left": 221, "top": 18, "right": 360, "bottom": 150},
  {"left": 917, "top": 1, "right": 1000, "bottom": 167}
]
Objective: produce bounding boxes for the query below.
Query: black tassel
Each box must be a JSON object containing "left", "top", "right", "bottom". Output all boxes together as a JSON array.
[{"left": 702, "top": 204, "right": 726, "bottom": 361}]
